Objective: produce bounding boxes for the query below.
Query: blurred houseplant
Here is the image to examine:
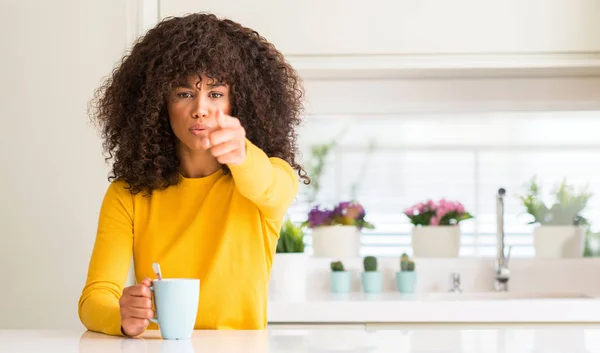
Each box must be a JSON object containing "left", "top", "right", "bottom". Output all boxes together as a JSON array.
[
  {"left": 396, "top": 253, "right": 416, "bottom": 293},
  {"left": 302, "top": 129, "right": 375, "bottom": 204},
  {"left": 330, "top": 260, "right": 351, "bottom": 293},
  {"left": 304, "top": 141, "right": 337, "bottom": 205},
  {"left": 361, "top": 256, "right": 382, "bottom": 293},
  {"left": 304, "top": 201, "right": 375, "bottom": 258},
  {"left": 276, "top": 219, "right": 306, "bottom": 253},
  {"left": 299, "top": 127, "right": 378, "bottom": 259},
  {"left": 403, "top": 198, "right": 473, "bottom": 257},
  {"left": 584, "top": 230, "right": 600, "bottom": 257},
  {"left": 269, "top": 219, "right": 307, "bottom": 299},
  {"left": 520, "top": 176, "right": 592, "bottom": 258}
]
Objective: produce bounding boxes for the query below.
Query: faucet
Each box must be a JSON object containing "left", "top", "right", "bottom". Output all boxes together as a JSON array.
[
  {"left": 495, "top": 188, "right": 512, "bottom": 292},
  {"left": 449, "top": 273, "right": 462, "bottom": 293}
]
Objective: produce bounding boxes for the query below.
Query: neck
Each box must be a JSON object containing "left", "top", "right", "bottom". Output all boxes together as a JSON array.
[{"left": 178, "top": 144, "right": 222, "bottom": 178}]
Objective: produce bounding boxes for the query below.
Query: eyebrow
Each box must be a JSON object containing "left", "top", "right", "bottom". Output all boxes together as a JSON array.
[
  {"left": 175, "top": 82, "right": 194, "bottom": 89},
  {"left": 175, "top": 81, "right": 226, "bottom": 89},
  {"left": 207, "top": 82, "right": 226, "bottom": 88}
]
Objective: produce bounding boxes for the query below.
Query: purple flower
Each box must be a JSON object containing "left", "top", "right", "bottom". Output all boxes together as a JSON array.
[
  {"left": 308, "top": 206, "right": 334, "bottom": 228},
  {"left": 343, "top": 202, "right": 365, "bottom": 220},
  {"left": 306, "top": 201, "right": 372, "bottom": 229}
]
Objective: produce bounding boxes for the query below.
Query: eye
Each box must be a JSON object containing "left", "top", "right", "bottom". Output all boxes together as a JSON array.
[
  {"left": 177, "top": 92, "right": 193, "bottom": 99},
  {"left": 209, "top": 92, "right": 224, "bottom": 99}
]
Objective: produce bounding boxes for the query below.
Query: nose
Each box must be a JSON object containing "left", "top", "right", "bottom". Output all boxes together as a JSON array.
[{"left": 192, "top": 95, "right": 209, "bottom": 119}]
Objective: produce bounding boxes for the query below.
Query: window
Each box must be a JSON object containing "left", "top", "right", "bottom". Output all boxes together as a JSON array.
[{"left": 286, "top": 110, "right": 600, "bottom": 257}]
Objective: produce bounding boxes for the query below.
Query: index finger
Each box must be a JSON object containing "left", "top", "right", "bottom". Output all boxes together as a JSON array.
[
  {"left": 215, "top": 110, "right": 240, "bottom": 129},
  {"left": 128, "top": 284, "right": 152, "bottom": 298},
  {"left": 140, "top": 278, "right": 152, "bottom": 287}
]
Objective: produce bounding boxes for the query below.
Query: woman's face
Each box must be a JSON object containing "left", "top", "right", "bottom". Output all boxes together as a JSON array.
[{"left": 166, "top": 74, "right": 232, "bottom": 151}]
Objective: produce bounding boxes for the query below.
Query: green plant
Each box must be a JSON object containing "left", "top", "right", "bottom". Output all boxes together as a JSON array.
[
  {"left": 400, "top": 253, "right": 415, "bottom": 272},
  {"left": 584, "top": 229, "right": 600, "bottom": 257},
  {"left": 349, "top": 139, "right": 377, "bottom": 200},
  {"left": 519, "top": 176, "right": 592, "bottom": 226},
  {"left": 305, "top": 142, "right": 336, "bottom": 204},
  {"left": 304, "top": 128, "right": 355, "bottom": 204},
  {"left": 276, "top": 219, "right": 305, "bottom": 253},
  {"left": 330, "top": 261, "right": 345, "bottom": 272},
  {"left": 363, "top": 256, "right": 377, "bottom": 272}
]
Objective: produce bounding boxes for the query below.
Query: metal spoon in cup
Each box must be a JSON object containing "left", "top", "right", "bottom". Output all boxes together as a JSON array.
[{"left": 152, "top": 262, "right": 163, "bottom": 281}]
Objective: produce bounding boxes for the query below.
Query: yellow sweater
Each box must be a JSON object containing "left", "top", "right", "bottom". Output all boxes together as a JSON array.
[{"left": 78, "top": 139, "right": 299, "bottom": 335}]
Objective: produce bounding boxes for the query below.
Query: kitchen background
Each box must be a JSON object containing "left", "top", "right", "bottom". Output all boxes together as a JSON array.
[
  {"left": 1, "top": 0, "right": 600, "bottom": 331},
  {"left": 293, "top": 111, "right": 600, "bottom": 258}
]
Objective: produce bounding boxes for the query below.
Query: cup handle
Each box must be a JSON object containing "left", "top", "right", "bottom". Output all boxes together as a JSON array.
[{"left": 149, "top": 285, "right": 158, "bottom": 324}]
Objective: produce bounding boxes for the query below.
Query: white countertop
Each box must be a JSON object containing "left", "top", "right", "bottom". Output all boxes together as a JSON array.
[
  {"left": 268, "top": 292, "right": 600, "bottom": 323},
  {"left": 3, "top": 327, "right": 600, "bottom": 352}
]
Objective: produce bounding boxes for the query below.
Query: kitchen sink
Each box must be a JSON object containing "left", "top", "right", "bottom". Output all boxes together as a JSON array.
[{"left": 424, "top": 292, "right": 595, "bottom": 301}]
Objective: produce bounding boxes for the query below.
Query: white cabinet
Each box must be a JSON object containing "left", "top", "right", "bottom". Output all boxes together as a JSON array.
[
  {"left": 159, "top": 0, "right": 600, "bottom": 56},
  {"left": 156, "top": 0, "right": 600, "bottom": 110}
]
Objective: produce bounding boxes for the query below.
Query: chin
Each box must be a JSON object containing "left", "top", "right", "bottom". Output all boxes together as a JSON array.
[{"left": 179, "top": 139, "right": 205, "bottom": 151}]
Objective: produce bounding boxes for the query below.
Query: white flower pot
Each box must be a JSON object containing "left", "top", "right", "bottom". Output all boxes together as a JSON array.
[
  {"left": 533, "top": 225, "right": 586, "bottom": 258},
  {"left": 268, "top": 253, "right": 307, "bottom": 300},
  {"left": 411, "top": 225, "right": 461, "bottom": 258},
  {"left": 311, "top": 225, "right": 361, "bottom": 258}
]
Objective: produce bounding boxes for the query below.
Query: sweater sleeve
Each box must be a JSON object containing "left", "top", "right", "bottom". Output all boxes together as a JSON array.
[
  {"left": 228, "top": 138, "right": 299, "bottom": 221},
  {"left": 78, "top": 181, "right": 134, "bottom": 336}
]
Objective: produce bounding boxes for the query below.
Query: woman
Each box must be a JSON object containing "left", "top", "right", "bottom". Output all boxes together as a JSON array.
[{"left": 78, "top": 13, "right": 309, "bottom": 336}]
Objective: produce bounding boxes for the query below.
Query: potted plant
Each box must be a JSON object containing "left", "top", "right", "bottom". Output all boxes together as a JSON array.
[
  {"left": 304, "top": 201, "right": 374, "bottom": 258},
  {"left": 396, "top": 253, "right": 416, "bottom": 293},
  {"left": 520, "top": 176, "right": 591, "bottom": 258},
  {"left": 361, "top": 256, "right": 382, "bottom": 293},
  {"left": 404, "top": 199, "right": 474, "bottom": 257},
  {"left": 330, "top": 260, "right": 351, "bottom": 293},
  {"left": 269, "top": 219, "right": 307, "bottom": 299}
]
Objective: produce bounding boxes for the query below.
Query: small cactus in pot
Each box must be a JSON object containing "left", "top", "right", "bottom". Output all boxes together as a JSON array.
[
  {"left": 330, "top": 260, "right": 350, "bottom": 293},
  {"left": 361, "top": 256, "right": 382, "bottom": 293},
  {"left": 331, "top": 261, "right": 345, "bottom": 272},
  {"left": 363, "top": 256, "right": 378, "bottom": 272},
  {"left": 400, "top": 253, "right": 415, "bottom": 272},
  {"left": 397, "top": 253, "right": 417, "bottom": 293}
]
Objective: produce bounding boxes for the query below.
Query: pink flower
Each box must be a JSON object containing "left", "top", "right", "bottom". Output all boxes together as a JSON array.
[
  {"left": 416, "top": 202, "right": 426, "bottom": 213},
  {"left": 344, "top": 202, "right": 365, "bottom": 219},
  {"left": 404, "top": 207, "right": 415, "bottom": 216},
  {"left": 436, "top": 207, "right": 450, "bottom": 222},
  {"left": 439, "top": 198, "right": 447, "bottom": 208},
  {"left": 456, "top": 203, "right": 465, "bottom": 214},
  {"left": 430, "top": 215, "right": 440, "bottom": 226}
]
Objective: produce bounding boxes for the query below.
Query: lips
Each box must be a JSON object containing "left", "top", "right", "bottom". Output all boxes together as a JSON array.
[{"left": 189, "top": 124, "right": 208, "bottom": 136}]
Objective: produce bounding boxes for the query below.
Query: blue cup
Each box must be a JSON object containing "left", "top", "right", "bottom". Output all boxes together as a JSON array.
[
  {"left": 361, "top": 272, "right": 383, "bottom": 293},
  {"left": 150, "top": 279, "right": 200, "bottom": 340},
  {"left": 330, "top": 271, "right": 351, "bottom": 293},
  {"left": 396, "top": 272, "right": 416, "bottom": 293}
]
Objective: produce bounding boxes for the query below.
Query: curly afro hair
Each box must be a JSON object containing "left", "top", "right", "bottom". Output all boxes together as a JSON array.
[{"left": 90, "top": 13, "right": 309, "bottom": 195}]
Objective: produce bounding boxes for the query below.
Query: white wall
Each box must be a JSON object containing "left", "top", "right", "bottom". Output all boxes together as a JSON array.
[
  {"left": 0, "top": 1, "right": 132, "bottom": 329},
  {"left": 160, "top": 0, "right": 600, "bottom": 55}
]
